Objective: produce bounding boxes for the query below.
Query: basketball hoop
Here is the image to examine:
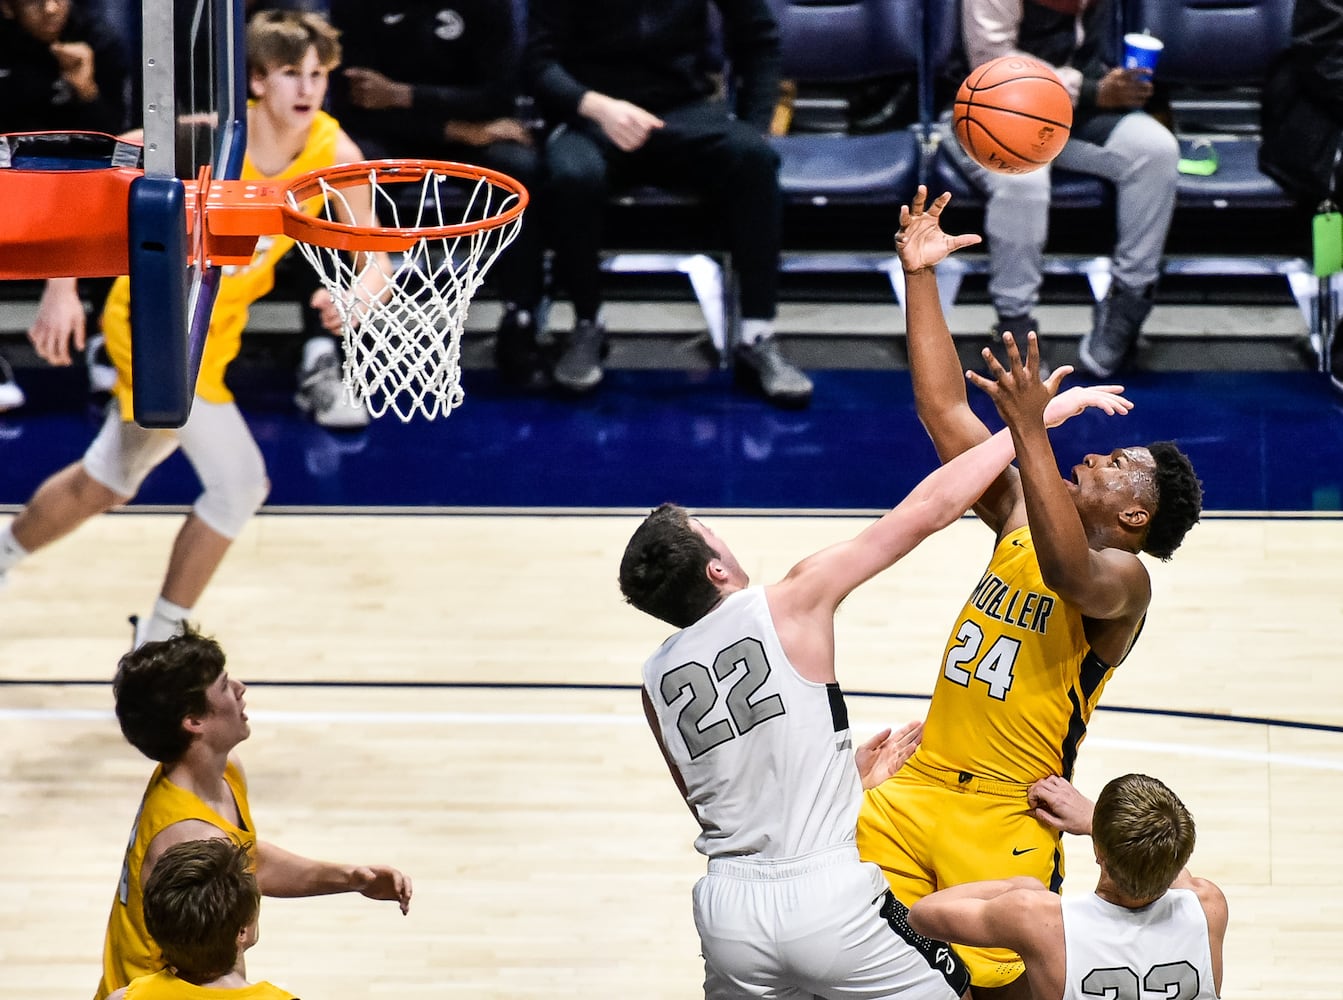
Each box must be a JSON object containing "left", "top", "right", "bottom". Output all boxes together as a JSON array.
[
  {"left": 272, "top": 160, "right": 528, "bottom": 422},
  {"left": 0, "top": 139, "right": 527, "bottom": 422}
]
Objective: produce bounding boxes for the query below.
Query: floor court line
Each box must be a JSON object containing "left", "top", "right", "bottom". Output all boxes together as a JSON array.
[{"left": 6, "top": 704, "right": 1341, "bottom": 771}]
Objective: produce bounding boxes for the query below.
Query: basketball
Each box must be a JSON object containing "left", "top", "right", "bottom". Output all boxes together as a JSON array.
[{"left": 953, "top": 55, "right": 1073, "bottom": 174}]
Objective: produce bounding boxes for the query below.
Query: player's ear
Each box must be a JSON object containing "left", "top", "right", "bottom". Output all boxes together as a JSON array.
[{"left": 1119, "top": 506, "right": 1150, "bottom": 530}]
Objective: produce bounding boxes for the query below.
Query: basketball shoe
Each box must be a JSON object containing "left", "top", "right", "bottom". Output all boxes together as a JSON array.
[
  {"left": 295, "top": 341, "right": 370, "bottom": 429},
  {"left": 0, "top": 355, "right": 25, "bottom": 413}
]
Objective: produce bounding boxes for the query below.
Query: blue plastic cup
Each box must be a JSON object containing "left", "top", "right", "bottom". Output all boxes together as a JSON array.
[{"left": 1123, "top": 33, "right": 1163, "bottom": 74}]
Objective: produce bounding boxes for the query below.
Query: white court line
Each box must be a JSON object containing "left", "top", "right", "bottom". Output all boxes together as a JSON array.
[{"left": 5, "top": 706, "right": 1343, "bottom": 772}]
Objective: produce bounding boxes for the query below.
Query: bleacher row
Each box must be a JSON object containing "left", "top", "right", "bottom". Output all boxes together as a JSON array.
[{"left": 74, "top": 0, "right": 1328, "bottom": 359}]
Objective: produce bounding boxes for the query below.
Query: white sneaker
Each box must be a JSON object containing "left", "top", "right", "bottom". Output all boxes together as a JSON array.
[
  {"left": 0, "top": 356, "right": 25, "bottom": 412},
  {"left": 295, "top": 350, "right": 370, "bottom": 429},
  {"left": 86, "top": 333, "right": 117, "bottom": 394}
]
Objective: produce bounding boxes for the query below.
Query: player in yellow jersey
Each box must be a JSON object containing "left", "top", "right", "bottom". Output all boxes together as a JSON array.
[
  {"left": 855, "top": 188, "right": 1204, "bottom": 1000},
  {"left": 107, "top": 839, "right": 297, "bottom": 1000},
  {"left": 1, "top": 10, "right": 390, "bottom": 645},
  {"left": 96, "top": 627, "right": 412, "bottom": 1000}
]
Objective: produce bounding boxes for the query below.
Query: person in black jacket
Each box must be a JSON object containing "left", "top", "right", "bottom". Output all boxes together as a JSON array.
[
  {"left": 526, "top": 0, "right": 813, "bottom": 408},
  {"left": 326, "top": 0, "right": 548, "bottom": 387},
  {"left": 0, "top": 0, "right": 130, "bottom": 135}
]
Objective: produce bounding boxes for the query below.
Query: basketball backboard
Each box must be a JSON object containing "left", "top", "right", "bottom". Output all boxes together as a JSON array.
[{"left": 129, "top": 0, "right": 246, "bottom": 427}]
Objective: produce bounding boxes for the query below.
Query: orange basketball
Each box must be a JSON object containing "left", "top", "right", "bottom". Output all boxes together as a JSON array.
[{"left": 953, "top": 55, "right": 1073, "bottom": 174}]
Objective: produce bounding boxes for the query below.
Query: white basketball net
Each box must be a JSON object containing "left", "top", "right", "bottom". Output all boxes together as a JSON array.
[{"left": 289, "top": 167, "right": 523, "bottom": 421}]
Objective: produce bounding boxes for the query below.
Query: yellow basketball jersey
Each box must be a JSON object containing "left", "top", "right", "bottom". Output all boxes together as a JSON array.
[
  {"left": 124, "top": 971, "right": 296, "bottom": 1000},
  {"left": 916, "top": 525, "right": 1128, "bottom": 783},
  {"left": 103, "top": 110, "right": 343, "bottom": 418},
  {"left": 96, "top": 761, "right": 255, "bottom": 1000}
]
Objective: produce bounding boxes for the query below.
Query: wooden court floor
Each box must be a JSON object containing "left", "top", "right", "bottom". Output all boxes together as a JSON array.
[{"left": 4, "top": 512, "right": 1342, "bottom": 998}]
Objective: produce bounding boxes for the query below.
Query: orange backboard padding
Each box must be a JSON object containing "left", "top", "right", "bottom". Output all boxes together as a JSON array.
[{"left": 0, "top": 165, "right": 140, "bottom": 279}]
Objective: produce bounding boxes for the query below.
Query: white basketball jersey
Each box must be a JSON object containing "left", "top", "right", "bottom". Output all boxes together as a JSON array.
[
  {"left": 642, "top": 587, "right": 859, "bottom": 859},
  {"left": 1062, "top": 889, "right": 1219, "bottom": 1000}
]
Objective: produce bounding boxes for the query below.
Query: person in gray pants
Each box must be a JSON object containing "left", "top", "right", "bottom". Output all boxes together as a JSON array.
[{"left": 948, "top": 0, "right": 1179, "bottom": 378}]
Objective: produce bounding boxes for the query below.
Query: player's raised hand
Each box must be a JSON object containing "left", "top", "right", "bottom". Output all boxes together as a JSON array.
[
  {"left": 966, "top": 330, "right": 1055, "bottom": 427},
  {"left": 895, "top": 185, "right": 982, "bottom": 274}
]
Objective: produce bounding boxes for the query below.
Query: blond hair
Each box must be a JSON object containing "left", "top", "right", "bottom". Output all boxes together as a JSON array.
[
  {"left": 246, "top": 9, "right": 341, "bottom": 75},
  {"left": 1092, "top": 773, "right": 1196, "bottom": 902}
]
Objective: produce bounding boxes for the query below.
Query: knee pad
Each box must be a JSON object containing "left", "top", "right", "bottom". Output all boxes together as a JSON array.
[{"left": 193, "top": 462, "right": 269, "bottom": 539}]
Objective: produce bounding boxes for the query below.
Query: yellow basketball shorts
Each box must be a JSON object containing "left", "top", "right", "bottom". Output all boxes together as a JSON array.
[{"left": 855, "top": 762, "right": 1064, "bottom": 989}]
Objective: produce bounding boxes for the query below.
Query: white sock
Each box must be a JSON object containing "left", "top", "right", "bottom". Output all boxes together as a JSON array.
[
  {"left": 740, "top": 319, "right": 774, "bottom": 346},
  {"left": 0, "top": 524, "right": 29, "bottom": 574},
  {"left": 137, "top": 597, "right": 193, "bottom": 647},
  {"left": 302, "top": 336, "right": 337, "bottom": 371}
]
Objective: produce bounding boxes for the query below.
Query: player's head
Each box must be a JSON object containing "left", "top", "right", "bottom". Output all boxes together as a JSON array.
[
  {"left": 1091, "top": 773, "right": 1196, "bottom": 904},
  {"left": 114, "top": 626, "right": 249, "bottom": 764},
  {"left": 1, "top": 0, "right": 73, "bottom": 45},
  {"left": 246, "top": 9, "right": 341, "bottom": 103},
  {"left": 1068, "top": 441, "right": 1202, "bottom": 561},
  {"left": 143, "top": 838, "right": 260, "bottom": 984},
  {"left": 619, "top": 503, "right": 746, "bottom": 627}
]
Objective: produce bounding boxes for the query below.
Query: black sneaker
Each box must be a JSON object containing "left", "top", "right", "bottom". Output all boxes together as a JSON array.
[
  {"left": 1079, "top": 283, "right": 1154, "bottom": 378},
  {"left": 734, "top": 338, "right": 813, "bottom": 409},
  {"left": 553, "top": 319, "right": 607, "bottom": 394},
  {"left": 494, "top": 306, "right": 548, "bottom": 388}
]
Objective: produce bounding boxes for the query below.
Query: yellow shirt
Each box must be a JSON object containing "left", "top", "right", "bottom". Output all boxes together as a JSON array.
[
  {"left": 124, "top": 971, "right": 296, "bottom": 1000},
  {"left": 102, "top": 109, "right": 342, "bottom": 418},
  {"left": 916, "top": 526, "right": 1129, "bottom": 783},
  {"left": 96, "top": 761, "right": 255, "bottom": 1000}
]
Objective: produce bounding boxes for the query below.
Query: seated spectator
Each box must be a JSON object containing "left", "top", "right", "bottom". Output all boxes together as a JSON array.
[
  {"left": 946, "top": 0, "right": 1179, "bottom": 379},
  {"left": 525, "top": 0, "right": 813, "bottom": 408},
  {"left": 104, "top": 839, "right": 297, "bottom": 1000},
  {"left": 0, "top": 0, "right": 132, "bottom": 412},
  {"left": 1260, "top": 0, "right": 1343, "bottom": 397},
  {"left": 327, "top": 0, "right": 548, "bottom": 387},
  {"left": 0, "top": 0, "right": 131, "bottom": 135}
]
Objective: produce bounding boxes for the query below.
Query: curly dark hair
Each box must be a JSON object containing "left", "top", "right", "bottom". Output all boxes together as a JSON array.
[
  {"left": 113, "top": 625, "right": 226, "bottom": 764},
  {"left": 618, "top": 503, "right": 722, "bottom": 628},
  {"left": 1144, "top": 441, "right": 1203, "bottom": 561}
]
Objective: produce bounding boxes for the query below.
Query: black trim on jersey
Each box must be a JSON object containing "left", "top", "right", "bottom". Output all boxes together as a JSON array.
[
  {"left": 1049, "top": 843, "right": 1064, "bottom": 893},
  {"left": 827, "top": 683, "right": 849, "bottom": 733},
  {"left": 1060, "top": 650, "right": 1116, "bottom": 781},
  {"left": 878, "top": 891, "right": 972, "bottom": 997}
]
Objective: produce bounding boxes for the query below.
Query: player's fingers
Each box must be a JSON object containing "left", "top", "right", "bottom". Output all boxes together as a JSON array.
[
  {"left": 965, "top": 369, "right": 993, "bottom": 393},
  {"left": 996, "top": 333, "right": 1021, "bottom": 372},
  {"left": 910, "top": 184, "right": 926, "bottom": 214},
  {"left": 400, "top": 874, "right": 413, "bottom": 913},
  {"left": 949, "top": 233, "right": 982, "bottom": 251},
  {"left": 929, "top": 190, "right": 951, "bottom": 216}
]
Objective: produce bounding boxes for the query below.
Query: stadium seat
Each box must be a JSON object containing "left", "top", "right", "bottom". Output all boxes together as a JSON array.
[
  {"left": 1121, "top": 0, "right": 1324, "bottom": 351},
  {"left": 766, "top": 0, "right": 926, "bottom": 307}
]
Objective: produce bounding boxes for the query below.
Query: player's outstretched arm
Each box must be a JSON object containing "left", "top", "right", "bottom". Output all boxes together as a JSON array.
[
  {"left": 785, "top": 369, "right": 1130, "bottom": 613},
  {"left": 969, "top": 331, "right": 1151, "bottom": 621},
  {"left": 254, "top": 840, "right": 412, "bottom": 914}
]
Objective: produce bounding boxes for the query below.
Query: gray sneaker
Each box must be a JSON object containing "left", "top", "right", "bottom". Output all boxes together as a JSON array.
[
  {"left": 553, "top": 319, "right": 606, "bottom": 394},
  {"left": 295, "top": 350, "right": 370, "bottom": 429},
  {"left": 1079, "top": 283, "right": 1154, "bottom": 378},
  {"left": 734, "top": 338, "right": 814, "bottom": 409}
]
